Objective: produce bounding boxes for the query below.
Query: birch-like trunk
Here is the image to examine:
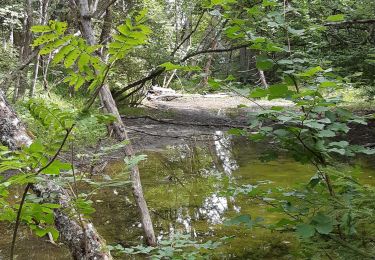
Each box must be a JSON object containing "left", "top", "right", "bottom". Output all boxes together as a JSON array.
[
  {"left": 259, "top": 70, "right": 268, "bottom": 89},
  {"left": 0, "top": 90, "right": 112, "bottom": 259},
  {"left": 77, "top": 0, "right": 156, "bottom": 246}
]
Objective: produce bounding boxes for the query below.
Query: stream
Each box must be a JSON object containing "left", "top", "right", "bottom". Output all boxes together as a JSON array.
[{"left": 0, "top": 131, "right": 374, "bottom": 259}]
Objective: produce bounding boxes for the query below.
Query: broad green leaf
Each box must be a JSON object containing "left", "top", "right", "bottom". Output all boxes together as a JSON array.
[
  {"left": 64, "top": 49, "right": 81, "bottom": 68},
  {"left": 250, "top": 88, "right": 268, "bottom": 98},
  {"left": 326, "top": 14, "right": 345, "bottom": 22},
  {"left": 319, "top": 81, "right": 337, "bottom": 88},
  {"left": 39, "top": 36, "right": 72, "bottom": 55},
  {"left": 262, "top": 0, "right": 277, "bottom": 7},
  {"left": 135, "top": 9, "right": 148, "bottom": 23},
  {"left": 329, "top": 141, "right": 349, "bottom": 148},
  {"left": 86, "top": 45, "right": 102, "bottom": 54},
  {"left": 268, "top": 84, "right": 291, "bottom": 99},
  {"left": 32, "top": 33, "right": 59, "bottom": 47},
  {"left": 77, "top": 53, "right": 91, "bottom": 71},
  {"left": 296, "top": 224, "right": 315, "bottom": 238},
  {"left": 224, "top": 215, "right": 254, "bottom": 228},
  {"left": 288, "top": 27, "right": 305, "bottom": 36},
  {"left": 52, "top": 44, "right": 75, "bottom": 64},
  {"left": 312, "top": 212, "right": 334, "bottom": 235},
  {"left": 31, "top": 25, "right": 53, "bottom": 33},
  {"left": 256, "top": 56, "right": 274, "bottom": 70},
  {"left": 55, "top": 21, "right": 68, "bottom": 35},
  {"left": 304, "top": 120, "right": 325, "bottom": 130},
  {"left": 298, "top": 66, "right": 323, "bottom": 77},
  {"left": 316, "top": 130, "right": 336, "bottom": 138}
]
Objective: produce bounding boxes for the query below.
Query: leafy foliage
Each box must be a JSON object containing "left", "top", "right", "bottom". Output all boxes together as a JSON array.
[{"left": 110, "top": 233, "right": 222, "bottom": 259}]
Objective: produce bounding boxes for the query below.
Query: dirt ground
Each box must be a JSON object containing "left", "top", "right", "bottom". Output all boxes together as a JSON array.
[{"left": 122, "top": 94, "right": 374, "bottom": 151}]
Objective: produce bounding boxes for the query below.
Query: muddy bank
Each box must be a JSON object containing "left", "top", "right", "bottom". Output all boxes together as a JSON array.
[{"left": 121, "top": 96, "right": 374, "bottom": 151}]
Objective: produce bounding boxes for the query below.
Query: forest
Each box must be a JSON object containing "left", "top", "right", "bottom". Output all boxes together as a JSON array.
[{"left": 0, "top": 0, "right": 374, "bottom": 259}]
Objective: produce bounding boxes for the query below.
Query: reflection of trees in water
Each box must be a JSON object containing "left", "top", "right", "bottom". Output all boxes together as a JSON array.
[
  {"left": 148, "top": 135, "right": 240, "bottom": 238},
  {"left": 214, "top": 130, "right": 239, "bottom": 176}
]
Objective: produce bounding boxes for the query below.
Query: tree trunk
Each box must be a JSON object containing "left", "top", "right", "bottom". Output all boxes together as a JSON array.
[
  {"left": 0, "top": 90, "right": 112, "bottom": 259},
  {"left": 76, "top": 0, "right": 157, "bottom": 246},
  {"left": 30, "top": 0, "right": 50, "bottom": 97},
  {"left": 259, "top": 70, "right": 268, "bottom": 88},
  {"left": 14, "top": 0, "right": 34, "bottom": 101},
  {"left": 201, "top": 38, "right": 217, "bottom": 86}
]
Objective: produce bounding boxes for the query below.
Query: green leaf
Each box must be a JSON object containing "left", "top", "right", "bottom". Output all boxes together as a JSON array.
[
  {"left": 316, "top": 130, "right": 336, "bottom": 138},
  {"left": 296, "top": 224, "right": 315, "bottom": 238},
  {"left": 32, "top": 33, "right": 59, "bottom": 47},
  {"left": 288, "top": 27, "right": 305, "bottom": 36},
  {"left": 224, "top": 215, "right": 254, "bottom": 228},
  {"left": 28, "top": 141, "right": 45, "bottom": 153},
  {"left": 64, "top": 49, "right": 81, "bottom": 68},
  {"left": 268, "top": 84, "right": 291, "bottom": 99},
  {"left": 298, "top": 66, "right": 323, "bottom": 77},
  {"left": 304, "top": 120, "right": 325, "bottom": 130},
  {"left": 52, "top": 44, "right": 75, "bottom": 64},
  {"left": 54, "top": 21, "right": 68, "bottom": 35},
  {"left": 135, "top": 9, "right": 148, "bottom": 23},
  {"left": 39, "top": 36, "right": 72, "bottom": 55},
  {"left": 31, "top": 25, "right": 53, "bottom": 33},
  {"left": 329, "top": 141, "right": 349, "bottom": 148},
  {"left": 326, "top": 14, "right": 345, "bottom": 22},
  {"left": 77, "top": 53, "right": 91, "bottom": 71},
  {"left": 319, "top": 81, "right": 337, "bottom": 88},
  {"left": 256, "top": 56, "right": 274, "bottom": 71},
  {"left": 86, "top": 45, "right": 102, "bottom": 54},
  {"left": 250, "top": 88, "right": 268, "bottom": 98},
  {"left": 312, "top": 212, "right": 334, "bottom": 234}
]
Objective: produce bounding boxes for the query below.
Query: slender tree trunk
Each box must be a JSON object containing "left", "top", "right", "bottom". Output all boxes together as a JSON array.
[
  {"left": 76, "top": 0, "right": 157, "bottom": 246},
  {"left": 42, "top": 53, "right": 52, "bottom": 91},
  {"left": 14, "top": 0, "right": 33, "bottom": 101},
  {"left": 201, "top": 39, "right": 217, "bottom": 86},
  {"left": 163, "top": 70, "right": 177, "bottom": 88},
  {"left": 259, "top": 70, "right": 268, "bottom": 88},
  {"left": 30, "top": 57, "right": 40, "bottom": 97},
  {"left": 0, "top": 90, "right": 112, "bottom": 259},
  {"left": 30, "top": 0, "right": 50, "bottom": 97}
]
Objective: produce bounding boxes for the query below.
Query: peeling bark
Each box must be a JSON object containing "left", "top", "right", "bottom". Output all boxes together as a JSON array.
[{"left": 0, "top": 90, "right": 112, "bottom": 260}]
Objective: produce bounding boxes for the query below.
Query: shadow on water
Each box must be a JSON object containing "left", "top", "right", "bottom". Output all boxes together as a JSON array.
[{"left": 1, "top": 132, "right": 374, "bottom": 259}]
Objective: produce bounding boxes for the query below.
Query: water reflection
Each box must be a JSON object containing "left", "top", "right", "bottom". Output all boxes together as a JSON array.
[
  {"left": 3, "top": 135, "right": 373, "bottom": 259},
  {"left": 214, "top": 130, "right": 239, "bottom": 175}
]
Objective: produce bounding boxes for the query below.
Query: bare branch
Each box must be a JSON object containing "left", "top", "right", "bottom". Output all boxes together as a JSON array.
[{"left": 171, "top": 11, "right": 205, "bottom": 56}]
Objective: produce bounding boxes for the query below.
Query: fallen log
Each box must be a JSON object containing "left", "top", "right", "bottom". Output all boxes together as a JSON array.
[{"left": 0, "top": 90, "right": 112, "bottom": 260}]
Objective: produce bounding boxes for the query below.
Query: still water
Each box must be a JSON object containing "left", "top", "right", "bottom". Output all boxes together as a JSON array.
[{"left": 1, "top": 133, "right": 374, "bottom": 259}]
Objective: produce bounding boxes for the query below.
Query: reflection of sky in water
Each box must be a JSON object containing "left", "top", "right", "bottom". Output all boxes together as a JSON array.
[
  {"left": 214, "top": 130, "right": 239, "bottom": 175},
  {"left": 199, "top": 194, "right": 228, "bottom": 224},
  {"left": 162, "top": 131, "right": 240, "bottom": 235}
]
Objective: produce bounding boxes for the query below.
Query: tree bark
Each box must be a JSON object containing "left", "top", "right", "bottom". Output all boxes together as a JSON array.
[
  {"left": 201, "top": 38, "right": 217, "bottom": 86},
  {"left": 259, "top": 70, "right": 268, "bottom": 88},
  {"left": 30, "top": 0, "right": 50, "bottom": 97},
  {"left": 0, "top": 90, "right": 112, "bottom": 259},
  {"left": 14, "top": 0, "right": 34, "bottom": 101},
  {"left": 76, "top": 0, "right": 156, "bottom": 246}
]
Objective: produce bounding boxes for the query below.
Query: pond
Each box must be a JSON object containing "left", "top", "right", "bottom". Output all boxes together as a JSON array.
[{"left": 1, "top": 132, "right": 374, "bottom": 259}]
